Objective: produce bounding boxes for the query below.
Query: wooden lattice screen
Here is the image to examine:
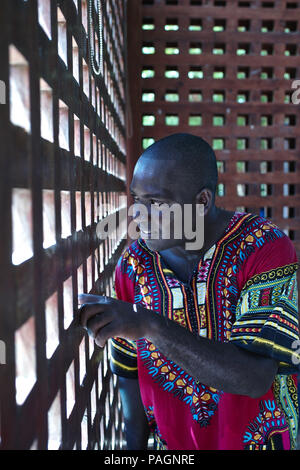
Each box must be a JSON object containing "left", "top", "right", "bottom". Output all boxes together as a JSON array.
[
  {"left": 0, "top": 0, "right": 127, "bottom": 450},
  {"left": 126, "top": 0, "right": 300, "bottom": 265}
]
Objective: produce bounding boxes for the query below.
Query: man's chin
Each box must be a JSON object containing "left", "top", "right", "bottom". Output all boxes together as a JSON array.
[{"left": 142, "top": 238, "right": 160, "bottom": 251}]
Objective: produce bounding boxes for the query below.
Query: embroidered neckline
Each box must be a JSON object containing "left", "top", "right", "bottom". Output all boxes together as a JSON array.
[
  {"left": 139, "top": 211, "right": 246, "bottom": 256},
  {"left": 138, "top": 211, "right": 249, "bottom": 286}
]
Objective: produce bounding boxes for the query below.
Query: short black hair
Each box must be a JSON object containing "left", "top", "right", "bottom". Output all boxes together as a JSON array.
[{"left": 141, "top": 133, "right": 218, "bottom": 198}]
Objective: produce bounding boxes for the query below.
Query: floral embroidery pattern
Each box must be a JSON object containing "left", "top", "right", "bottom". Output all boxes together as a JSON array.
[
  {"left": 111, "top": 212, "right": 299, "bottom": 450},
  {"left": 243, "top": 400, "right": 289, "bottom": 449},
  {"left": 137, "top": 338, "right": 222, "bottom": 427}
]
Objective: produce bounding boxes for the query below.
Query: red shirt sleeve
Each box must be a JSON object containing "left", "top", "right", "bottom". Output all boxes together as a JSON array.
[
  {"left": 110, "top": 248, "right": 138, "bottom": 379},
  {"left": 114, "top": 252, "right": 135, "bottom": 302},
  {"left": 237, "top": 233, "right": 298, "bottom": 292}
]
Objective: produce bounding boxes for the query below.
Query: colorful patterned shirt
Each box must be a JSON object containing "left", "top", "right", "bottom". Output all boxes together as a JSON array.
[{"left": 110, "top": 212, "right": 300, "bottom": 450}]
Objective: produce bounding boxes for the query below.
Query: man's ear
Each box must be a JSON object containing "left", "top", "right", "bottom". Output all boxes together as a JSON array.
[{"left": 195, "top": 189, "right": 214, "bottom": 216}]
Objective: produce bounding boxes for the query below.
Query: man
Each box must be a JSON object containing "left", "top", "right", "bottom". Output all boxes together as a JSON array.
[{"left": 79, "top": 133, "right": 300, "bottom": 450}]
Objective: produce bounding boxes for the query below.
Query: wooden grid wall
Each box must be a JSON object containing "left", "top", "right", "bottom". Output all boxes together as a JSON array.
[
  {"left": 0, "top": 0, "right": 127, "bottom": 450},
  {"left": 126, "top": 0, "right": 300, "bottom": 261}
]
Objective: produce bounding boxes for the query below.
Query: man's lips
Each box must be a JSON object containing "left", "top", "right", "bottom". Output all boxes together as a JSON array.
[
  {"left": 138, "top": 224, "right": 150, "bottom": 233},
  {"left": 139, "top": 226, "right": 158, "bottom": 237},
  {"left": 140, "top": 228, "right": 152, "bottom": 236}
]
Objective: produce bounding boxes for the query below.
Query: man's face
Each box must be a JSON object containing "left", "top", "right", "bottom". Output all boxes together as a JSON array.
[{"left": 129, "top": 157, "right": 199, "bottom": 252}]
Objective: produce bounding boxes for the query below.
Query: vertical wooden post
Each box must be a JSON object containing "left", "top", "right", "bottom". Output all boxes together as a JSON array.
[{"left": 125, "top": 0, "right": 142, "bottom": 244}]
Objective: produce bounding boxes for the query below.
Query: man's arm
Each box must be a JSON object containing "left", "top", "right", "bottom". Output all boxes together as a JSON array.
[
  {"left": 118, "top": 376, "right": 150, "bottom": 450},
  {"left": 79, "top": 296, "right": 278, "bottom": 399},
  {"left": 145, "top": 312, "right": 278, "bottom": 399}
]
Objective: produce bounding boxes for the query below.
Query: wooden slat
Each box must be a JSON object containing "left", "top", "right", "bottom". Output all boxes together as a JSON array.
[{"left": 0, "top": 0, "right": 126, "bottom": 450}]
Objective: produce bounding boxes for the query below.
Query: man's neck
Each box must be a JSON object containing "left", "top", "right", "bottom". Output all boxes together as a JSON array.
[
  {"left": 158, "top": 207, "right": 235, "bottom": 284},
  {"left": 164, "top": 206, "right": 232, "bottom": 260}
]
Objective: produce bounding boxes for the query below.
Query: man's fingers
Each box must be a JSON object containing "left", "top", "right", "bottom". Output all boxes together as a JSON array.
[
  {"left": 95, "top": 323, "right": 117, "bottom": 348},
  {"left": 79, "top": 303, "right": 108, "bottom": 328},
  {"left": 86, "top": 312, "right": 112, "bottom": 339}
]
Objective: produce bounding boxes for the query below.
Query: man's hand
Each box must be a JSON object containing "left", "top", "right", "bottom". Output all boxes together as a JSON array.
[
  {"left": 78, "top": 294, "right": 278, "bottom": 398},
  {"left": 78, "top": 294, "right": 150, "bottom": 348}
]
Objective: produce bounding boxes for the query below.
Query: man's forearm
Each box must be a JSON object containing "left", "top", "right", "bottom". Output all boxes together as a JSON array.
[
  {"left": 122, "top": 416, "right": 150, "bottom": 450},
  {"left": 79, "top": 294, "right": 277, "bottom": 399},
  {"left": 144, "top": 310, "right": 278, "bottom": 399},
  {"left": 118, "top": 376, "right": 150, "bottom": 450}
]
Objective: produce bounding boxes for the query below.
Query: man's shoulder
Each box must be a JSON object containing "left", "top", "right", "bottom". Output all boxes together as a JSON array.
[
  {"left": 235, "top": 212, "right": 298, "bottom": 282},
  {"left": 117, "top": 238, "right": 147, "bottom": 267},
  {"left": 238, "top": 212, "right": 288, "bottom": 244}
]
